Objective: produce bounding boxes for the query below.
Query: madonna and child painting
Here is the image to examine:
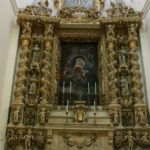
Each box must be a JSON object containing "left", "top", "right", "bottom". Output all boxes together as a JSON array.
[{"left": 59, "top": 43, "right": 99, "bottom": 105}]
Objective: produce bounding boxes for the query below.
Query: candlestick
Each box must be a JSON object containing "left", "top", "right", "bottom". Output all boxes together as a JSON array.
[
  {"left": 95, "top": 82, "right": 97, "bottom": 95},
  {"left": 63, "top": 81, "right": 65, "bottom": 94},
  {"left": 88, "top": 82, "right": 90, "bottom": 95},
  {"left": 70, "top": 81, "right": 72, "bottom": 94}
]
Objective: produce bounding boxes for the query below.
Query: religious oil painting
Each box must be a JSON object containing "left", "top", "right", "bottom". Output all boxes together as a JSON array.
[
  {"left": 64, "top": 0, "right": 94, "bottom": 8},
  {"left": 59, "top": 43, "right": 99, "bottom": 105}
]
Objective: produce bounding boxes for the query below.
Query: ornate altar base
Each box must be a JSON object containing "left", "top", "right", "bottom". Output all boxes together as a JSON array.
[{"left": 6, "top": 0, "right": 150, "bottom": 150}]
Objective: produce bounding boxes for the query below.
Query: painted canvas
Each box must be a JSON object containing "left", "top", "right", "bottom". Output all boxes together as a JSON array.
[
  {"left": 64, "top": 0, "right": 94, "bottom": 8},
  {"left": 59, "top": 43, "right": 99, "bottom": 105}
]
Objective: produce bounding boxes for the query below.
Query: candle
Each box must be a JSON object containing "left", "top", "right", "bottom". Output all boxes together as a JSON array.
[
  {"left": 95, "top": 82, "right": 97, "bottom": 95},
  {"left": 88, "top": 82, "right": 90, "bottom": 95},
  {"left": 70, "top": 81, "right": 72, "bottom": 94},
  {"left": 66, "top": 100, "right": 68, "bottom": 112},
  {"left": 63, "top": 81, "right": 65, "bottom": 94},
  {"left": 94, "top": 100, "right": 96, "bottom": 112}
]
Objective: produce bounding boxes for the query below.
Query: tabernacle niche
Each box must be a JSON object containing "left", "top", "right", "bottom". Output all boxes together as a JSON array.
[{"left": 58, "top": 42, "right": 99, "bottom": 105}]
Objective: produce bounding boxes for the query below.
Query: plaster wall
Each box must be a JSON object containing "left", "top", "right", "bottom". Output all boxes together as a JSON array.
[
  {"left": 0, "top": 0, "right": 19, "bottom": 149},
  {"left": 140, "top": 10, "right": 150, "bottom": 114}
]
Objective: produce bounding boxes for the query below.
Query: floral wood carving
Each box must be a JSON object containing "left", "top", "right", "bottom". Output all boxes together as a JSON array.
[
  {"left": 64, "top": 134, "right": 96, "bottom": 149},
  {"left": 60, "top": 7, "right": 99, "bottom": 19}
]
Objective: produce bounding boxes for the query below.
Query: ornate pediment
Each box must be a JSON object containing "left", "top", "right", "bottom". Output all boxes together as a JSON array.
[
  {"left": 106, "top": 0, "right": 142, "bottom": 18},
  {"left": 18, "top": 1, "right": 52, "bottom": 17}
]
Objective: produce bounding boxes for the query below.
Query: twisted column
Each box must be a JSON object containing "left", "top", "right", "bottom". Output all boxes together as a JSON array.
[
  {"left": 9, "top": 22, "right": 32, "bottom": 125},
  {"left": 128, "top": 23, "right": 147, "bottom": 126},
  {"left": 14, "top": 22, "right": 31, "bottom": 103},
  {"left": 106, "top": 24, "right": 122, "bottom": 126},
  {"left": 40, "top": 24, "right": 54, "bottom": 104},
  {"left": 128, "top": 23, "right": 143, "bottom": 104},
  {"left": 106, "top": 24, "right": 118, "bottom": 103}
]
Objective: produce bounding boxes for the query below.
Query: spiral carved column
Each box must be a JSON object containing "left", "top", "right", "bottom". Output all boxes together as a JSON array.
[
  {"left": 128, "top": 23, "right": 147, "bottom": 126},
  {"left": 106, "top": 24, "right": 121, "bottom": 126},
  {"left": 40, "top": 24, "right": 54, "bottom": 105},
  {"left": 9, "top": 22, "right": 32, "bottom": 126}
]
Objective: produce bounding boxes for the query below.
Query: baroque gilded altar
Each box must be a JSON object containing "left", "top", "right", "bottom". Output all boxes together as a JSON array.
[{"left": 6, "top": 0, "right": 150, "bottom": 150}]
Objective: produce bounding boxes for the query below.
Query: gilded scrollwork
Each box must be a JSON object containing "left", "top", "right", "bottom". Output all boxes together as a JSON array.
[
  {"left": 60, "top": 7, "right": 99, "bottom": 19},
  {"left": 64, "top": 134, "right": 96, "bottom": 148}
]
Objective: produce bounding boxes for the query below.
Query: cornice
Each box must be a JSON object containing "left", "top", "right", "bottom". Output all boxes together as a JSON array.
[
  {"left": 143, "top": 0, "right": 150, "bottom": 18},
  {"left": 9, "top": 0, "right": 18, "bottom": 16}
]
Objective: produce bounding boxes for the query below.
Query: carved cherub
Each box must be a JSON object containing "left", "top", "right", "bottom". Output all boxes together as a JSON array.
[
  {"left": 120, "top": 98, "right": 132, "bottom": 108},
  {"left": 24, "top": 129, "right": 34, "bottom": 150},
  {"left": 106, "top": 24, "right": 115, "bottom": 37},
  {"left": 125, "top": 130, "right": 135, "bottom": 150},
  {"left": 11, "top": 107, "right": 20, "bottom": 123},
  {"left": 22, "top": 22, "right": 31, "bottom": 35},
  {"left": 45, "top": 24, "right": 53, "bottom": 36},
  {"left": 128, "top": 24, "right": 138, "bottom": 36},
  {"left": 136, "top": 108, "right": 147, "bottom": 126},
  {"left": 38, "top": 108, "right": 47, "bottom": 124}
]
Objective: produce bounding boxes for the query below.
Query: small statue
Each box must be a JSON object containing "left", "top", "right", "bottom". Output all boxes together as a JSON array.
[
  {"left": 120, "top": 76, "right": 130, "bottom": 96},
  {"left": 118, "top": 34, "right": 127, "bottom": 45},
  {"left": 24, "top": 129, "right": 34, "bottom": 150},
  {"left": 113, "top": 110, "right": 120, "bottom": 125},
  {"left": 11, "top": 107, "right": 20, "bottom": 123},
  {"left": 126, "top": 130, "right": 135, "bottom": 150},
  {"left": 128, "top": 24, "right": 138, "bottom": 36},
  {"left": 118, "top": 46, "right": 127, "bottom": 66},
  {"left": 39, "top": 108, "right": 47, "bottom": 124},
  {"left": 136, "top": 108, "right": 146, "bottom": 125},
  {"left": 106, "top": 24, "right": 115, "bottom": 37},
  {"left": 109, "top": 109, "right": 120, "bottom": 125},
  {"left": 45, "top": 24, "right": 53, "bottom": 36},
  {"left": 28, "top": 74, "right": 38, "bottom": 95},
  {"left": 32, "top": 44, "right": 40, "bottom": 62},
  {"left": 22, "top": 22, "right": 31, "bottom": 35}
]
